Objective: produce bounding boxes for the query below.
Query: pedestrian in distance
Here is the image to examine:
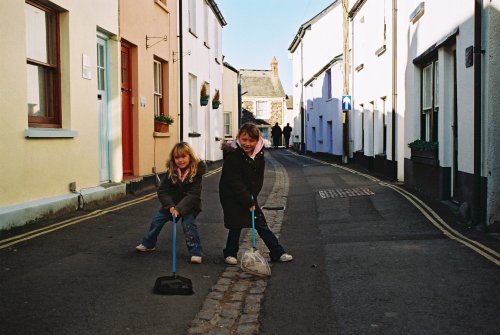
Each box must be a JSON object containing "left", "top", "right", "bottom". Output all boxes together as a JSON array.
[
  {"left": 283, "top": 123, "right": 292, "bottom": 148},
  {"left": 136, "top": 142, "right": 206, "bottom": 264},
  {"left": 271, "top": 122, "right": 282, "bottom": 148},
  {"left": 219, "top": 123, "right": 293, "bottom": 265}
]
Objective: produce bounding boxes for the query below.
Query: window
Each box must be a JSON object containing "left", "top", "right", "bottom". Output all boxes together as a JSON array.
[
  {"left": 153, "top": 59, "right": 166, "bottom": 118},
  {"left": 203, "top": 2, "right": 209, "bottom": 45},
  {"left": 188, "top": 0, "right": 196, "bottom": 34},
  {"left": 214, "top": 20, "right": 219, "bottom": 60},
  {"left": 255, "top": 101, "right": 269, "bottom": 119},
  {"left": 325, "top": 69, "right": 332, "bottom": 100},
  {"left": 26, "top": 1, "right": 61, "bottom": 128},
  {"left": 420, "top": 60, "right": 439, "bottom": 141},
  {"left": 224, "top": 112, "right": 231, "bottom": 137},
  {"left": 319, "top": 116, "right": 323, "bottom": 140},
  {"left": 188, "top": 74, "right": 197, "bottom": 131}
]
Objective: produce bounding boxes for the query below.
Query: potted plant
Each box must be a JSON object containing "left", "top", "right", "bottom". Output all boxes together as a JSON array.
[
  {"left": 200, "top": 83, "right": 209, "bottom": 106},
  {"left": 212, "top": 89, "right": 221, "bottom": 109},
  {"left": 154, "top": 114, "right": 174, "bottom": 133},
  {"left": 408, "top": 139, "right": 438, "bottom": 161}
]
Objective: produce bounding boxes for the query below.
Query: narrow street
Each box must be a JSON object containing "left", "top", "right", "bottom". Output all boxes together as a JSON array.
[{"left": 1, "top": 150, "right": 499, "bottom": 335}]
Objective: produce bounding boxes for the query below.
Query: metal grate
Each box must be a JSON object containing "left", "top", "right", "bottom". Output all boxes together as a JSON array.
[{"left": 318, "top": 187, "right": 374, "bottom": 199}]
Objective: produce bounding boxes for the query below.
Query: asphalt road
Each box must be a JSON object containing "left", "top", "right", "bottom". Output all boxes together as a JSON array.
[{"left": 1, "top": 149, "right": 499, "bottom": 335}]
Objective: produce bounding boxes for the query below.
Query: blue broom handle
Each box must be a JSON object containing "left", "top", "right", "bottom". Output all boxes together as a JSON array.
[
  {"left": 251, "top": 196, "right": 256, "bottom": 249},
  {"left": 172, "top": 215, "right": 176, "bottom": 274}
]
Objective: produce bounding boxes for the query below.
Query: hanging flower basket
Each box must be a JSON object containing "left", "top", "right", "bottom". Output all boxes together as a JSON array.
[
  {"left": 200, "top": 83, "right": 209, "bottom": 106},
  {"left": 200, "top": 97, "right": 209, "bottom": 106},
  {"left": 212, "top": 89, "right": 221, "bottom": 109}
]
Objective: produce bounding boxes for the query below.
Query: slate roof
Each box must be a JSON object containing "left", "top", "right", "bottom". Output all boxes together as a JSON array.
[
  {"left": 241, "top": 108, "right": 270, "bottom": 125},
  {"left": 240, "top": 69, "right": 286, "bottom": 98}
]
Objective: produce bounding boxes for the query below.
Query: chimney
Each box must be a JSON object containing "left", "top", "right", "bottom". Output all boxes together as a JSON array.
[{"left": 271, "top": 56, "right": 279, "bottom": 77}]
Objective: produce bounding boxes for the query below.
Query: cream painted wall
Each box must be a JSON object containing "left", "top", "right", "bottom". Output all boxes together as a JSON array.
[
  {"left": 0, "top": 0, "right": 119, "bottom": 207},
  {"left": 119, "top": 0, "right": 179, "bottom": 175},
  {"left": 222, "top": 64, "right": 239, "bottom": 139}
]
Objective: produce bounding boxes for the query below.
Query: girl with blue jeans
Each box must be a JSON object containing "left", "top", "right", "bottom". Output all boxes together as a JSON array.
[{"left": 136, "top": 142, "right": 206, "bottom": 264}]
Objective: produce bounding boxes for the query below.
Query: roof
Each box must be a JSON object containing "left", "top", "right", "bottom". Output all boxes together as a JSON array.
[
  {"left": 223, "top": 61, "right": 239, "bottom": 73},
  {"left": 288, "top": 1, "right": 340, "bottom": 52},
  {"left": 207, "top": 0, "right": 227, "bottom": 26},
  {"left": 241, "top": 108, "right": 270, "bottom": 126},
  {"left": 240, "top": 70, "right": 285, "bottom": 98}
]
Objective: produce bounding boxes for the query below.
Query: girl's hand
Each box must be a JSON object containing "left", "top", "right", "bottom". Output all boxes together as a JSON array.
[
  {"left": 249, "top": 205, "right": 256, "bottom": 212},
  {"left": 170, "top": 207, "right": 180, "bottom": 218}
]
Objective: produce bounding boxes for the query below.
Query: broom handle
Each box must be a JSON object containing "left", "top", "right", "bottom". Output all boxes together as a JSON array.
[
  {"left": 251, "top": 196, "right": 256, "bottom": 249},
  {"left": 172, "top": 215, "right": 176, "bottom": 275}
]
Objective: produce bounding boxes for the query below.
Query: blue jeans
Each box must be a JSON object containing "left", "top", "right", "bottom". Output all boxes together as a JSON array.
[
  {"left": 142, "top": 211, "right": 202, "bottom": 256},
  {"left": 223, "top": 216, "right": 284, "bottom": 261}
]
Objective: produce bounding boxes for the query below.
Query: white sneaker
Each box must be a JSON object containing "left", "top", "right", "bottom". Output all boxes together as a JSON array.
[
  {"left": 279, "top": 253, "right": 293, "bottom": 262},
  {"left": 135, "top": 244, "right": 156, "bottom": 252},
  {"left": 225, "top": 256, "right": 238, "bottom": 265},
  {"left": 191, "top": 256, "right": 202, "bottom": 264}
]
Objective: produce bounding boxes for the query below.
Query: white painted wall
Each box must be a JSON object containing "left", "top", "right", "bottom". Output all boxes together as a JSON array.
[{"left": 182, "top": 0, "right": 224, "bottom": 161}]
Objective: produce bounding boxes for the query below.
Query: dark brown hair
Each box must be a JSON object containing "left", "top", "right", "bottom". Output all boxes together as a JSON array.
[{"left": 237, "top": 123, "right": 261, "bottom": 140}]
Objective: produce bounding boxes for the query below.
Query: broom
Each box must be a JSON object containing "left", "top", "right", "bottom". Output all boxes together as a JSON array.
[
  {"left": 154, "top": 215, "right": 194, "bottom": 295},
  {"left": 240, "top": 197, "right": 271, "bottom": 277}
]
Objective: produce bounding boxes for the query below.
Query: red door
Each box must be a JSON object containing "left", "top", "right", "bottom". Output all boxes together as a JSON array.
[{"left": 121, "top": 44, "right": 133, "bottom": 176}]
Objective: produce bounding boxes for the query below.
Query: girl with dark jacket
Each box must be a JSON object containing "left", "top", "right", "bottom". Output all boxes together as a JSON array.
[
  {"left": 219, "top": 123, "right": 293, "bottom": 265},
  {"left": 136, "top": 142, "right": 206, "bottom": 264}
]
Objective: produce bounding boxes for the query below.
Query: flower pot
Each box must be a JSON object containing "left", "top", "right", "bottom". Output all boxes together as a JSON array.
[
  {"left": 411, "top": 148, "right": 438, "bottom": 166},
  {"left": 154, "top": 121, "right": 169, "bottom": 133},
  {"left": 200, "top": 97, "right": 209, "bottom": 106},
  {"left": 212, "top": 101, "right": 220, "bottom": 109}
]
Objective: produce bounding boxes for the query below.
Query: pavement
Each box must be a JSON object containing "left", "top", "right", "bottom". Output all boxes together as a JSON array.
[{"left": 1, "top": 149, "right": 499, "bottom": 335}]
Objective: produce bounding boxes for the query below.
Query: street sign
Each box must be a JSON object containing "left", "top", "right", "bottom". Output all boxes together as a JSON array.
[{"left": 342, "top": 95, "right": 352, "bottom": 111}]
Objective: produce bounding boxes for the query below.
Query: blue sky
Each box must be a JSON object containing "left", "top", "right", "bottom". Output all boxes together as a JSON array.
[{"left": 217, "top": 0, "right": 334, "bottom": 95}]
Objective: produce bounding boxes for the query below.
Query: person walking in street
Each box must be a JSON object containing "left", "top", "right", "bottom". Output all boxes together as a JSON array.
[
  {"left": 271, "top": 122, "right": 282, "bottom": 148},
  {"left": 283, "top": 123, "right": 292, "bottom": 148},
  {"left": 136, "top": 142, "right": 206, "bottom": 264},
  {"left": 219, "top": 123, "right": 293, "bottom": 265}
]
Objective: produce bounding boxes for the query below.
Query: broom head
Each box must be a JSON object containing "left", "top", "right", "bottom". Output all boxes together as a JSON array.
[{"left": 154, "top": 275, "right": 193, "bottom": 295}]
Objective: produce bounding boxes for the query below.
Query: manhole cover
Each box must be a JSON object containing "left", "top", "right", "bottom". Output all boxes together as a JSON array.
[{"left": 318, "top": 188, "right": 374, "bottom": 199}]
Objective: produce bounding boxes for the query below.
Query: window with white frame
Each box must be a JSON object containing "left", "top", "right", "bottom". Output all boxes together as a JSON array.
[
  {"left": 203, "top": 2, "right": 209, "bottom": 45},
  {"left": 188, "top": 0, "right": 196, "bottom": 34},
  {"left": 188, "top": 74, "right": 197, "bottom": 131},
  {"left": 325, "top": 69, "right": 332, "bottom": 100},
  {"left": 421, "top": 60, "right": 439, "bottom": 141},
  {"left": 153, "top": 59, "right": 163, "bottom": 117},
  {"left": 224, "top": 111, "right": 231, "bottom": 137},
  {"left": 26, "top": 0, "right": 61, "bottom": 128},
  {"left": 255, "top": 101, "right": 269, "bottom": 119},
  {"left": 214, "top": 20, "right": 219, "bottom": 60}
]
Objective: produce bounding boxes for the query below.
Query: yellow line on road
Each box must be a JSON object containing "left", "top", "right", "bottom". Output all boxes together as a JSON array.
[
  {"left": 1, "top": 169, "right": 222, "bottom": 250},
  {"left": 289, "top": 151, "right": 500, "bottom": 266}
]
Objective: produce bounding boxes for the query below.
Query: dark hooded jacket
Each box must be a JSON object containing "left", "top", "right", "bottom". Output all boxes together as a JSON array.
[
  {"left": 219, "top": 139, "right": 265, "bottom": 229},
  {"left": 157, "top": 161, "right": 206, "bottom": 217}
]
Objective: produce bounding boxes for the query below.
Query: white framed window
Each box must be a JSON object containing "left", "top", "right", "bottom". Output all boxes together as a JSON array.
[
  {"left": 153, "top": 60, "right": 163, "bottom": 117},
  {"left": 188, "top": 0, "right": 196, "bottom": 34},
  {"left": 325, "top": 69, "right": 332, "bottom": 100},
  {"left": 203, "top": 2, "right": 209, "bottom": 45},
  {"left": 255, "top": 100, "right": 269, "bottom": 119},
  {"left": 188, "top": 74, "right": 197, "bottom": 131},
  {"left": 421, "top": 60, "right": 439, "bottom": 141},
  {"left": 224, "top": 111, "right": 231, "bottom": 137}
]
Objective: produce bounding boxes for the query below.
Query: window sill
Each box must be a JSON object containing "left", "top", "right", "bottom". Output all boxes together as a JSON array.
[
  {"left": 204, "top": 41, "right": 211, "bottom": 49},
  {"left": 153, "top": 131, "right": 171, "bottom": 137},
  {"left": 189, "top": 29, "right": 198, "bottom": 38},
  {"left": 25, "top": 128, "right": 78, "bottom": 138}
]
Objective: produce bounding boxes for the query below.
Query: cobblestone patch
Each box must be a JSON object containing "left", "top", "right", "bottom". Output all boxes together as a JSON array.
[{"left": 187, "top": 155, "right": 289, "bottom": 335}]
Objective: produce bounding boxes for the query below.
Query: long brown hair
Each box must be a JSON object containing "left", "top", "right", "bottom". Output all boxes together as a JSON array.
[{"left": 166, "top": 142, "right": 200, "bottom": 183}]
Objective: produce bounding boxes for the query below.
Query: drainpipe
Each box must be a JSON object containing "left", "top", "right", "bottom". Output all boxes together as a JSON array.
[
  {"left": 391, "top": 0, "right": 398, "bottom": 181},
  {"left": 178, "top": 0, "right": 184, "bottom": 141},
  {"left": 300, "top": 39, "right": 305, "bottom": 154},
  {"left": 473, "top": 0, "right": 483, "bottom": 226}
]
